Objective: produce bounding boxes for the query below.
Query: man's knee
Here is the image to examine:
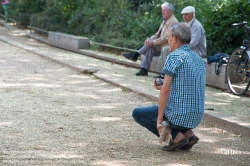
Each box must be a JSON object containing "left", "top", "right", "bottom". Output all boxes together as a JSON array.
[
  {"left": 132, "top": 107, "right": 141, "bottom": 120},
  {"left": 145, "top": 47, "right": 160, "bottom": 57}
]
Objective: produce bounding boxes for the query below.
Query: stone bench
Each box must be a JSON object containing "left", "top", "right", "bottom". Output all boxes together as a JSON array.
[
  {"left": 48, "top": 32, "right": 90, "bottom": 52},
  {"left": 141, "top": 55, "right": 228, "bottom": 89},
  {"left": 206, "top": 62, "right": 227, "bottom": 89}
]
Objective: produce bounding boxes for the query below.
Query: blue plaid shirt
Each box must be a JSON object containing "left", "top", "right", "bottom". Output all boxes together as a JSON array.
[{"left": 162, "top": 45, "right": 206, "bottom": 128}]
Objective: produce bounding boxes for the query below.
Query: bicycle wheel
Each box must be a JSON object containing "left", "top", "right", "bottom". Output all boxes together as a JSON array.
[{"left": 226, "top": 48, "right": 250, "bottom": 95}]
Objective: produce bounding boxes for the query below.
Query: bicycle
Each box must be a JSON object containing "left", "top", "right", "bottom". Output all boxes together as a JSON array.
[{"left": 226, "top": 21, "right": 250, "bottom": 96}]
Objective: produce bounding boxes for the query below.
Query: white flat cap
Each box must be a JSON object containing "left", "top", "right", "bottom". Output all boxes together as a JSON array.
[{"left": 181, "top": 6, "right": 195, "bottom": 14}]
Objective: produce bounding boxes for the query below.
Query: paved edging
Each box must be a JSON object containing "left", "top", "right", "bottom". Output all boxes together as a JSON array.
[
  {"left": 25, "top": 33, "right": 144, "bottom": 72},
  {"left": 204, "top": 111, "right": 250, "bottom": 137},
  {"left": 0, "top": 27, "right": 249, "bottom": 138}
]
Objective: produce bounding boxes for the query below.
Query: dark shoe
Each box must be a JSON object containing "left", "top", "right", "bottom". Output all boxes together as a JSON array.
[
  {"left": 136, "top": 68, "right": 148, "bottom": 76},
  {"left": 154, "top": 73, "right": 165, "bottom": 79},
  {"left": 179, "top": 136, "right": 199, "bottom": 150},
  {"left": 161, "top": 139, "right": 189, "bottom": 151},
  {"left": 122, "top": 52, "right": 138, "bottom": 62}
]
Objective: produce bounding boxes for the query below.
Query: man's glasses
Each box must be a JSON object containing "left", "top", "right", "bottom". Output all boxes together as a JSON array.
[{"left": 166, "top": 34, "right": 176, "bottom": 40}]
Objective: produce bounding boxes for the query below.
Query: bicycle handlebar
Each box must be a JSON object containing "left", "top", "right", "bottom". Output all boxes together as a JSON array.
[
  {"left": 232, "top": 21, "right": 250, "bottom": 32},
  {"left": 232, "top": 21, "right": 248, "bottom": 27}
]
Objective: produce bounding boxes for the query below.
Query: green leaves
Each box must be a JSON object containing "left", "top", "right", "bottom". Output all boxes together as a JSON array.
[{"left": 202, "top": 0, "right": 250, "bottom": 55}]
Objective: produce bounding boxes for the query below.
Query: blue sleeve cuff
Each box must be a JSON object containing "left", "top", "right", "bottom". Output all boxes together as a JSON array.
[{"left": 162, "top": 69, "right": 175, "bottom": 78}]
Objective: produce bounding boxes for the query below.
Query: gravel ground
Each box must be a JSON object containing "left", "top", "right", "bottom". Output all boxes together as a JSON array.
[{"left": 0, "top": 37, "right": 250, "bottom": 165}]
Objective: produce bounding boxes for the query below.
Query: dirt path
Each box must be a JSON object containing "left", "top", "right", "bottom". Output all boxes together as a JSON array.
[{"left": 0, "top": 39, "right": 249, "bottom": 166}]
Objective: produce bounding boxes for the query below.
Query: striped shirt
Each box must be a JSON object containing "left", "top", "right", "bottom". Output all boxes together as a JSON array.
[{"left": 162, "top": 45, "right": 206, "bottom": 128}]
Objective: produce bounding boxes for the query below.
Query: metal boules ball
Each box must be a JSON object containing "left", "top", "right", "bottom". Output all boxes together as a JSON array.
[
  {"left": 161, "top": 120, "right": 170, "bottom": 128},
  {"left": 155, "top": 78, "right": 164, "bottom": 86}
]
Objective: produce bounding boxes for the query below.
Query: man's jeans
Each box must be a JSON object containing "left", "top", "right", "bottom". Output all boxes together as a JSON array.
[
  {"left": 132, "top": 105, "right": 191, "bottom": 139},
  {"left": 132, "top": 105, "right": 160, "bottom": 137}
]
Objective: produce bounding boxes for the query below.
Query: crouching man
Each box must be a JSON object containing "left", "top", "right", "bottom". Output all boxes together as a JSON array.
[{"left": 132, "top": 22, "right": 206, "bottom": 151}]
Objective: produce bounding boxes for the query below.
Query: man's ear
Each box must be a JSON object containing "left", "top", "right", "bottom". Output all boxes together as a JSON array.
[{"left": 173, "top": 35, "right": 177, "bottom": 43}]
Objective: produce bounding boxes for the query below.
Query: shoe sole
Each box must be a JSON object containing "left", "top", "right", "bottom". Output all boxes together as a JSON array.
[
  {"left": 175, "top": 139, "right": 189, "bottom": 149},
  {"left": 136, "top": 74, "right": 148, "bottom": 76},
  {"left": 161, "top": 139, "right": 189, "bottom": 151},
  {"left": 179, "top": 136, "right": 199, "bottom": 150},
  {"left": 122, "top": 55, "right": 137, "bottom": 62}
]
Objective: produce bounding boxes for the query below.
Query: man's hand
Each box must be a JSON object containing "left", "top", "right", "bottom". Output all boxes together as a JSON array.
[
  {"left": 157, "top": 119, "right": 164, "bottom": 134},
  {"left": 144, "top": 38, "right": 153, "bottom": 46},
  {"left": 154, "top": 78, "right": 162, "bottom": 90}
]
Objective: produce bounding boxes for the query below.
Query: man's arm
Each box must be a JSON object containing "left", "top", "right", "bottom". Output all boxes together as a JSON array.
[
  {"left": 152, "top": 21, "right": 169, "bottom": 46},
  {"left": 151, "top": 19, "right": 166, "bottom": 39},
  {"left": 189, "top": 24, "right": 202, "bottom": 48},
  {"left": 157, "top": 74, "right": 172, "bottom": 129},
  {"left": 152, "top": 18, "right": 179, "bottom": 46}
]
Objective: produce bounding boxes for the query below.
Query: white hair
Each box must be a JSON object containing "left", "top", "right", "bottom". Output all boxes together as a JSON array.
[{"left": 161, "top": 2, "right": 174, "bottom": 12}]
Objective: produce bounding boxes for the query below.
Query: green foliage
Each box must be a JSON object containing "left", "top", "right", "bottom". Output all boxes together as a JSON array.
[
  {"left": 0, "top": 3, "right": 3, "bottom": 14},
  {"left": 30, "top": 6, "right": 65, "bottom": 31},
  {"left": 8, "top": 0, "right": 46, "bottom": 25},
  {"left": 161, "top": 0, "right": 250, "bottom": 55},
  {"left": 46, "top": 0, "right": 78, "bottom": 20},
  {"left": 122, "top": 87, "right": 129, "bottom": 92},
  {"left": 12, "top": 0, "right": 46, "bottom": 14},
  {"left": 202, "top": 0, "right": 250, "bottom": 55},
  {"left": 66, "top": 0, "right": 153, "bottom": 48}
]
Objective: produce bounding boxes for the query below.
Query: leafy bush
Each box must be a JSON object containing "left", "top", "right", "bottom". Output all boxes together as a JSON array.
[
  {"left": 163, "top": 0, "right": 250, "bottom": 56},
  {"left": 202, "top": 0, "right": 250, "bottom": 55},
  {"left": 10, "top": 0, "right": 46, "bottom": 25},
  {"left": 30, "top": 6, "right": 65, "bottom": 31},
  {"left": 66, "top": 0, "right": 149, "bottom": 48}
]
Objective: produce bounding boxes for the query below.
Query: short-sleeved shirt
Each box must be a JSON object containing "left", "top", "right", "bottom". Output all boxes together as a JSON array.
[{"left": 162, "top": 45, "right": 206, "bottom": 128}]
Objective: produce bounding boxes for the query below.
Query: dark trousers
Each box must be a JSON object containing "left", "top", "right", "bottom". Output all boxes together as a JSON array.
[{"left": 132, "top": 104, "right": 191, "bottom": 139}]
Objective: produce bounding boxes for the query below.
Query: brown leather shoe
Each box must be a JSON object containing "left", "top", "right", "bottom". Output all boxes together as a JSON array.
[{"left": 161, "top": 139, "right": 189, "bottom": 151}]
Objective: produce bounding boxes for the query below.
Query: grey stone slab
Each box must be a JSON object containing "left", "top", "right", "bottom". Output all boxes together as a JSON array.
[
  {"left": 48, "top": 32, "right": 90, "bottom": 51},
  {"left": 206, "top": 62, "right": 228, "bottom": 89}
]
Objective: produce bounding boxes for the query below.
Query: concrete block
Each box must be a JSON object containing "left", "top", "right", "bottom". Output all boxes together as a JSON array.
[
  {"left": 206, "top": 62, "right": 228, "bottom": 89},
  {"left": 48, "top": 32, "right": 90, "bottom": 51}
]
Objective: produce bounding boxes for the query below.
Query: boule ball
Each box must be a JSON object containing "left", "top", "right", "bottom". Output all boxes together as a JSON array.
[
  {"left": 161, "top": 120, "right": 170, "bottom": 128},
  {"left": 155, "top": 78, "right": 164, "bottom": 86}
]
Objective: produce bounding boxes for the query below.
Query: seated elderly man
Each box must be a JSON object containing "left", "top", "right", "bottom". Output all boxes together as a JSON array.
[
  {"left": 132, "top": 22, "right": 206, "bottom": 151},
  {"left": 122, "top": 2, "right": 178, "bottom": 76},
  {"left": 155, "top": 6, "right": 206, "bottom": 78}
]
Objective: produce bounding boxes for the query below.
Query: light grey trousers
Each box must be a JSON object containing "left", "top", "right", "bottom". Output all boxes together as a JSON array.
[
  {"left": 138, "top": 45, "right": 161, "bottom": 70},
  {"left": 156, "top": 46, "right": 170, "bottom": 73}
]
